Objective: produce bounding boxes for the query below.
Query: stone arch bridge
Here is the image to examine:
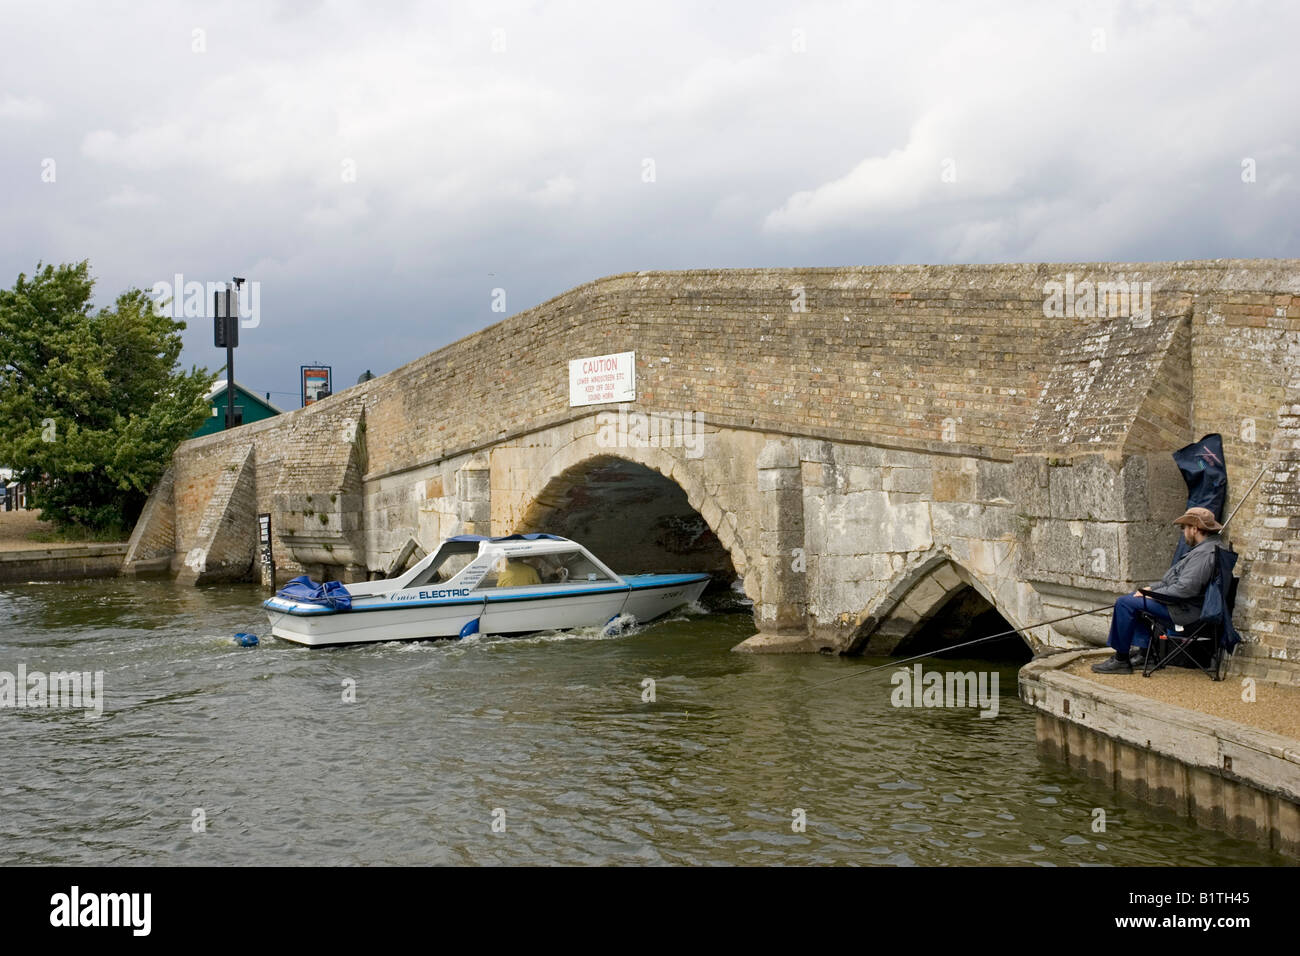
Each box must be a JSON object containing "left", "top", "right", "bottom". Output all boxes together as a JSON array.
[{"left": 124, "top": 261, "right": 1300, "bottom": 679}]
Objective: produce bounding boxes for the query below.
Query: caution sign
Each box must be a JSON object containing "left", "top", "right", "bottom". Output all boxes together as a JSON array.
[{"left": 569, "top": 351, "right": 635, "bottom": 407}]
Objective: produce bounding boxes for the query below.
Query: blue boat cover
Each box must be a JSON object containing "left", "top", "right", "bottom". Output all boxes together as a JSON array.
[
  {"left": 276, "top": 575, "right": 352, "bottom": 610},
  {"left": 446, "top": 533, "right": 566, "bottom": 543}
]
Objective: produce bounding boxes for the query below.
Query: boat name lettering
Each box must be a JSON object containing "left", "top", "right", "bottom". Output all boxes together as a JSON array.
[{"left": 397, "top": 587, "right": 475, "bottom": 600}]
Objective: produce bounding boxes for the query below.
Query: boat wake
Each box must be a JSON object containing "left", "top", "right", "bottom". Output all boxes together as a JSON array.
[
  {"left": 469, "top": 613, "right": 646, "bottom": 647},
  {"left": 600, "top": 612, "right": 640, "bottom": 637}
]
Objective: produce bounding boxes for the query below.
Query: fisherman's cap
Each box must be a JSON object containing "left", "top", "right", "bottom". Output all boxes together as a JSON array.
[{"left": 1173, "top": 506, "right": 1223, "bottom": 532}]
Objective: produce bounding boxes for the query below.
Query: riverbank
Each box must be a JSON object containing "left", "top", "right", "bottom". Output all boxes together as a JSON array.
[
  {"left": 1020, "top": 649, "right": 1300, "bottom": 858},
  {"left": 0, "top": 512, "right": 128, "bottom": 581},
  {"left": 0, "top": 510, "right": 60, "bottom": 552},
  {"left": 0, "top": 509, "right": 125, "bottom": 550},
  {"left": 0, "top": 543, "right": 128, "bottom": 583}
]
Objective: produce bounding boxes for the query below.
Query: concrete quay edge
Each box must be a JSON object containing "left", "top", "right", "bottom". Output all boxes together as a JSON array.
[
  {"left": 0, "top": 544, "right": 129, "bottom": 583},
  {"left": 0, "top": 543, "right": 128, "bottom": 562},
  {"left": 1020, "top": 648, "right": 1300, "bottom": 857}
]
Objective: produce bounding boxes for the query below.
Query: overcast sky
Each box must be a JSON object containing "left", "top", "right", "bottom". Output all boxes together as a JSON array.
[{"left": 2, "top": 0, "right": 1296, "bottom": 406}]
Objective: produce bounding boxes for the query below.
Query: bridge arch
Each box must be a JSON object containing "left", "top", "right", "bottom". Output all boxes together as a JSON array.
[
  {"left": 846, "top": 548, "right": 1031, "bottom": 658},
  {"left": 511, "top": 431, "right": 751, "bottom": 587}
]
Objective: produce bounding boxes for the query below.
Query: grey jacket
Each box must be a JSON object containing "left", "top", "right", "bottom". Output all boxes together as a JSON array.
[{"left": 1142, "top": 533, "right": 1224, "bottom": 625}]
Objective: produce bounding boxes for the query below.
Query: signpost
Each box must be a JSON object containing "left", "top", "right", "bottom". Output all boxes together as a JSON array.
[
  {"left": 213, "top": 278, "right": 245, "bottom": 430},
  {"left": 301, "top": 366, "right": 332, "bottom": 406}
]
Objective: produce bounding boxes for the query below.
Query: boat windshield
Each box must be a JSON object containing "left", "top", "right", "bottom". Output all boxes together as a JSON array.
[
  {"left": 475, "top": 550, "right": 616, "bottom": 589},
  {"left": 408, "top": 541, "right": 481, "bottom": 587}
]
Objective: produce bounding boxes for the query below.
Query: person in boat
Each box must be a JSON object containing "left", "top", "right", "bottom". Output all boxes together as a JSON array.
[
  {"left": 536, "top": 555, "right": 571, "bottom": 583},
  {"left": 497, "top": 557, "right": 541, "bottom": 588},
  {"left": 1091, "top": 507, "right": 1225, "bottom": 674}
]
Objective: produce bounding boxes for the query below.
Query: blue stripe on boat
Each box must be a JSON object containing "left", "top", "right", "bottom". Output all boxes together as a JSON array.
[
  {"left": 264, "top": 573, "right": 709, "bottom": 617},
  {"left": 624, "top": 573, "right": 711, "bottom": 588}
]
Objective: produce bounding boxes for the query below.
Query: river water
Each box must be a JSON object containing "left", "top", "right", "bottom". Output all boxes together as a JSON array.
[{"left": 0, "top": 578, "right": 1287, "bottom": 866}]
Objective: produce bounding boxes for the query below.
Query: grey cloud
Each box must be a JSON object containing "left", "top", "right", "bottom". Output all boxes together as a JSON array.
[{"left": 1, "top": 0, "right": 1296, "bottom": 403}]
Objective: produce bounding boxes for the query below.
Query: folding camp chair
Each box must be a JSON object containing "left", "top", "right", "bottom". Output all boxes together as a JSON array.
[{"left": 1135, "top": 546, "right": 1240, "bottom": 682}]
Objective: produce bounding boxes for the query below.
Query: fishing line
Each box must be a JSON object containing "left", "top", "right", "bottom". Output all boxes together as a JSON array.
[{"left": 808, "top": 604, "right": 1115, "bottom": 689}]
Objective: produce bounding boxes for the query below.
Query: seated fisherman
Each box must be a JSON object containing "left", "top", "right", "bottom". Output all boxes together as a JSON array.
[
  {"left": 1092, "top": 507, "right": 1225, "bottom": 674},
  {"left": 497, "top": 558, "right": 541, "bottom": 588}
]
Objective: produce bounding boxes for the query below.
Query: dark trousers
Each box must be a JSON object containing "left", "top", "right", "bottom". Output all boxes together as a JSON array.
[{"left": 1107, "top": 594, "right": 1174, "bottom": 655}]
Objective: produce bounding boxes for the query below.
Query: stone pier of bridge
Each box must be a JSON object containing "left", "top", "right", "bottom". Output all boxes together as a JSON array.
[{"left": 123, "top": 260, "right": 1300, "bottom": 684}]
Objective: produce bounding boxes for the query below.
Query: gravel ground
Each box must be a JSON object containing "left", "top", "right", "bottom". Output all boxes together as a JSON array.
[
  {"left": 0, "top": 510, "right": 120, "bottom": 552},
  {"left": 0, "top": 510, "right": 51, "bottom": 551},
  {"left": 1067, "top": 654, "right": 1300, "bottom": 739}
]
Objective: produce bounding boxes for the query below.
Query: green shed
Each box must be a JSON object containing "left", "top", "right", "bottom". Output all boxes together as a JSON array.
[{"left": 193, "top": 380, "right": 283, "bottom": 437}]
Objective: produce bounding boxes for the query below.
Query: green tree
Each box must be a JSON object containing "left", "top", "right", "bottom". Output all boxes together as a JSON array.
[{"left": 0, "top": 261, "right": 214, "bottom": 534}]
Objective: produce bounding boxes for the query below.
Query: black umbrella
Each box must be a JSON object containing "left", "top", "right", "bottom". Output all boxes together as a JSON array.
[{"left": 1169, "top": 433, "right": 1228, "bottom": 566}]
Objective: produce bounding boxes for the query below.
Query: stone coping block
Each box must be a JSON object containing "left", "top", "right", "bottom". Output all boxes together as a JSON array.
[
  {"left": 0, "top": 545, "right": 129, "bottom": 585},
  {"left": 0, "top": 543, "right": 128, "bottom": 562}
]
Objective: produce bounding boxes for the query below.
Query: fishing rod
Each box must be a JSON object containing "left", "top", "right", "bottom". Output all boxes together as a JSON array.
[
  {"left": 1220, "top": 461, "right": 1270, "bottom": 532},
  {"left": 808, "top": 603, "right": 1115, "bottom": 689}
]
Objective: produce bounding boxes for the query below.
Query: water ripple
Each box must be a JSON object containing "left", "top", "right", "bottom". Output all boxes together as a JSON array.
[{"left": 0, "top": 579, "right": 1290, "bottom": 866}]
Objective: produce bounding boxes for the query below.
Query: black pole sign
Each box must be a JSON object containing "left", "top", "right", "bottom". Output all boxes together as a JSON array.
[
  {"left": 258, "top": 512, "right": 274, "bottom": 588},
  {"left": 213, "top": 281, "right": 241, "bottom": 430},
  {"left": 212, "top": 289, "right": 239, "bottom": 348}
]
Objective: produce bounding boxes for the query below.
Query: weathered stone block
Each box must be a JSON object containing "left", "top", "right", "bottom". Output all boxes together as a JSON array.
[
  {"left": 932, "top": 501, "right": 1011, "bottom": 543},
  {"left": 1125, "top": 520, "right": 1181, "bottom": 583},
  {"left": 757, "top": 468, "right": 799, "bottom": 493},
  {"left": 816, "top": 491, "right": 933, "bottom": 554},
  {"left": 846, "top": 465, "right": 883, "bottom": 491},
  {"left": 974, "top": 459, "right": 1015, "bottom": 504},
  {"left": 1013, "top": 455, "right": 1052, "bottom": 517},
  {"left": 931, "top": 464, "right": 969, "bottom": 502},
  {"left": 883, "top": 467, "right": 932, "bottom": 495}
]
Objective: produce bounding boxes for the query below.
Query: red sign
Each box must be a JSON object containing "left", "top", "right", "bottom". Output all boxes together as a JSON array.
[{"left": 301, "top": 366, "right": 332, "bottom": 406}]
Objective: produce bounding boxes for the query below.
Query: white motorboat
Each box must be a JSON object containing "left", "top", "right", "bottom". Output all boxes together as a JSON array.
[{"left": 263, "top": 533, "right": 711, "bottom": 647}]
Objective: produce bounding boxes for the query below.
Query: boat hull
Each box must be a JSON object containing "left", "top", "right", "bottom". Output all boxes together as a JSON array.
[
  {"left": 621, "top": 574, "right": 710, "bottom": 621},
  {"left": 264, "top": 573, "right": 709, "bottom": 647},
  {"left": 265, "top": 598, "right": 483, "bottom": 647},
  {"left": 478, "top": 586, "right": 629, "bottom": 637}
]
